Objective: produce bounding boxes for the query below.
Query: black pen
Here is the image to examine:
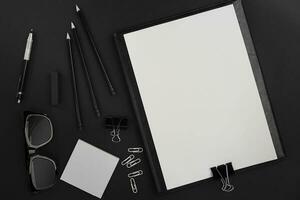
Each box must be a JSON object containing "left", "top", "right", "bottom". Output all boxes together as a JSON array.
[
  {"left": 71, "top": 22, "right": 101, "bottom": 118},
  {"left": 66, "top": 32, "right": 83, "bottom": 130},
  {"left": 76, "top": 5, "right": 116, "bottom": 95},
  {"left": 17, "top": 29, "right": 34, "bottom": 104}
]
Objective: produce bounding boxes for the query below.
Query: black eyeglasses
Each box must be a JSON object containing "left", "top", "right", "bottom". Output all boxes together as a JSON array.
[{"left": 24, "top": 112, "right": 57, "bottom": 191}]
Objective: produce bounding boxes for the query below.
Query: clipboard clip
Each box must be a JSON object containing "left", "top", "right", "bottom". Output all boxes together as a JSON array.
[{"left": 211, "top": 162, "right": 235, "bottom": 192}]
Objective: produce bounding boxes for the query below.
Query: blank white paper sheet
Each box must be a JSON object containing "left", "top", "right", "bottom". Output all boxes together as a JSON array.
[
  {"left": 61, "top": 140, "right": 119, "bottom": 199},
  {"left": 124, "top": 5, "right": 278, "bottom": 190}
]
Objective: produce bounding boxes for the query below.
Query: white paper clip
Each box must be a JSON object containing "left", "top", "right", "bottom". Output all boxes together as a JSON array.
[
  {"left": 121, "top": 154, "right": 135, "bottom": 166},
  {"left": 130, "top": 178, "right": 138, "bottom": 194},
  {"left": 126, "top": 158, "right": 141, "bottom": 168},
  {"left": 128, "top": 147, "right": 143, "bottom": 153},
  {"left": 128, "top": 170, "right": 143, "bottom": 178}
]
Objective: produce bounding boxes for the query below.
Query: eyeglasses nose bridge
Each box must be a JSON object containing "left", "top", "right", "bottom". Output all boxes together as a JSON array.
[{"left": 28, "top": 149, "right": 36, "bottom": 155}]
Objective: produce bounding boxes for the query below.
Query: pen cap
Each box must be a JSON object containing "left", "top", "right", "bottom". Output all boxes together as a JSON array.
[{"left": 24, "top": 31, "right": 33, "bottom": 60}]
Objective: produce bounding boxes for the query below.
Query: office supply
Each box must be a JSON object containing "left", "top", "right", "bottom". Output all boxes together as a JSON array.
[
  {"left": 110, "top": 128, "right": 121, "bottom": 143},
  {"left": 217, "top": 166, "right": 234, "bottom": 192},
  {"left": 104, "top": 117, "right": 128, "bottom": 129},
  {"left": 211, "top": 163, "right": 235, "bottom": 192},
  {"left": 128, "top": 170, "right": 143, "bottom": 178},
  {"left": 71, "top": 22, "right": 101, "bottom": 118},
  {"left": 128, "top": 147, "right": 143, "bottom": 153},
  {"left": 126, "top": 158, "right": 141, "bottom": 168},
  {"left": 24, "top": 111, "right": 57, "bottom": 191},
  {"left": 50, "top": 72, "right": 59, "bottom": 106},
  {"left": 130, "top": 178, "right": 138, "bottom": 194},
  {"left": 104, "top": 117, "right": 128, "bottom": 143},
  {"left": 121, "top": 154, "right": 135, "bottom": 166},
  {"left": 75, "top": 5, "right": 116, "bottom": 96},
  {"left": 115, "top": 0, "right": 284, "bottom": 192},
  {"left": 17, "top": 29, "right": 34, "bottom": 104},
  {"left": 61, "top": 139, "right": 119, "bottom": 199},
  {"left": 66, "top": 33, "right": 83, "bottom": 130},
  {"left": 104, "top": 116, "right": 128, "bottom": 130}
]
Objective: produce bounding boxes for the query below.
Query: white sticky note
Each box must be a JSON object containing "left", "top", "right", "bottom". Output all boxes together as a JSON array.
[{"left": 61, "top": 140, "right": 119, "bottom": 199}]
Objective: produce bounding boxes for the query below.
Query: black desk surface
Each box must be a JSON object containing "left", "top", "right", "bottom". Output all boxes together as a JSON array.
[{"left": 0, "top": 0, "right": 299, "bottom": 199}]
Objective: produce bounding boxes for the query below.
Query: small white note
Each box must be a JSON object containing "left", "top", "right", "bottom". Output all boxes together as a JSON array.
[{"left": 61, "top": 139, "right": 119, "bottom": 199}]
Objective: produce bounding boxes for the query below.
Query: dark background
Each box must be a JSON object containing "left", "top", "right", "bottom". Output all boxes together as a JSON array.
[{"left": 0, "top": 0, "right": 299, "bottom": 199}]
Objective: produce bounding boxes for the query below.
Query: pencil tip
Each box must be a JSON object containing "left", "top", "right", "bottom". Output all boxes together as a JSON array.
[
  {"left": 30, "top": 28, "right": 34, "bottom": 33},
  {"left": 75, "top": 4, "right": 80, "bottom": 12},
  {"left": 66, "top": 32, "right": 70, "bottom": 39},
  {"left": 71, "top": 22, "right": 75, "bottom": 29}
]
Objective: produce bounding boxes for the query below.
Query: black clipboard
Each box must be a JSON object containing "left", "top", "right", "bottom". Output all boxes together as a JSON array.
[{"left": 114, "top": 0, "right": 285, "bottom": 192}]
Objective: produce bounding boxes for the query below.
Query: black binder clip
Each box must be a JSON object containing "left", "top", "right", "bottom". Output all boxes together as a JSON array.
[
  {"left": 104, "top": 116, "right": 128, "bottom": 143},
  {"left": 211, "top": 162, "right": 235, "bottom": 192}
]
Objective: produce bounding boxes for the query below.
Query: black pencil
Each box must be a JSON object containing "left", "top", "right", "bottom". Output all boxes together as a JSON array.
[
  {"left": 76, "top": 5, "right": 116, "bottom": 96},
  {"left": 71, "top": 22, "right": 101, "bottom": 118},
  {"left": 66, "top": 32, "right": 83, "bottom": 130}
]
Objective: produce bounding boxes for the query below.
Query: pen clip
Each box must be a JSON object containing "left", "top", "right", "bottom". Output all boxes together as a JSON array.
[{"left": 16, "top": 75, "right": 22, "bottom": 97}]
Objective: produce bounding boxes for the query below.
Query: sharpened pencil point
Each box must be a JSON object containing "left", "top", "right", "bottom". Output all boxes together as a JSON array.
[
  {"left": 66, "top": 32, "right": 70, "bottom": 39},
  {"left": 76, "top": 5, "right": 80, "bottom": 12},
  {"left": 71, "top": 22, "right": 75, "bottom": 29}
]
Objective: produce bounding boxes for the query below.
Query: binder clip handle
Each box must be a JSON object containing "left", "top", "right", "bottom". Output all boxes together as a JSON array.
[
  {"left": 104, "top": 116, "right": 128, "bottom": 143},
  {"left": 211, "top": 162, "right": 235, "bottom": 192}
]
